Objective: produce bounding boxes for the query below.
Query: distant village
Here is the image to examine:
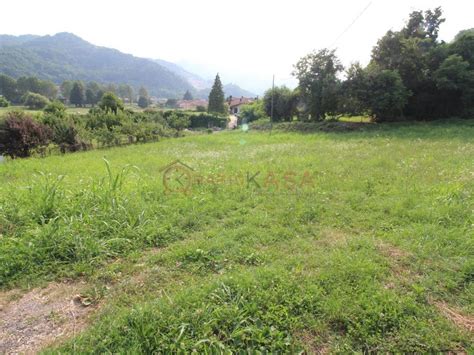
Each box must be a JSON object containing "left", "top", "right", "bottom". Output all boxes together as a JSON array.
[{"left": 150, "top": 95, "right": 257, "bottom": 114}]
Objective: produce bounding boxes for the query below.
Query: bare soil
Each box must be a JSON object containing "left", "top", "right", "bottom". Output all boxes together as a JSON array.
[{"left": 0, "top": 282, "right": 95, "bottom": 354}]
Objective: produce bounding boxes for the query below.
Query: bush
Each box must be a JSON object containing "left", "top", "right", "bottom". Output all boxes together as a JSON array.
[
  {"left": 196, "top": 105, "right": 206, "bottom": 112},
  {"left": 263, "top": 87, "right": 297, "bottom": 122},
  {"left": 99, "top": 92, "right": 124, "bottom": 114},
  {"left": 22, "top": 92, "right": 50, "bottom": 110},
  {"left": 162, "top": 111, "right": 226, "bottom": 129},
  {"left": 0, "top": 96, "right": 9, "bottom": 107},
  {"left": 43, "top": 101, "right": 66, "bottom": 117},
  {"left": 0, "top": 111, "right": 52, "bottom": 158},
  {"left": 167, "top": 113, "right": 190, "bottom": 135},
  {"left": 41, "top": 114, "right": 85, "bottom": 153},
  {"left": 239, "top": 101, "right": 266, "bottom": 124}
]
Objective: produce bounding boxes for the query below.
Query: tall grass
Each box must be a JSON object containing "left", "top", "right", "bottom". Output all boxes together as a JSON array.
[{"left": 0, "top": 119, "right": 473, "bottom": 351}]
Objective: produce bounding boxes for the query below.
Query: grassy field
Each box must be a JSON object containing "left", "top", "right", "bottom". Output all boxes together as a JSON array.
[
  {"left": 0, "top": 119, "right": 473, "bottom": 352},
  {"left": 0, "top": 104, "right": 146, "bottom": 117}
]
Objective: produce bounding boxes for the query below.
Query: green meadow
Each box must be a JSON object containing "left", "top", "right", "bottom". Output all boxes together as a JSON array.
[{"left": 0, "top": 119, "right": 473, "bottom": 352}]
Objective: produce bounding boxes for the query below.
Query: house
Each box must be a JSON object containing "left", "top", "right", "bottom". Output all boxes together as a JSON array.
[
  {"left": 177, "top": 99, "right": 208, "bottom": 110},
  {"left": 227, "top": 96, "right": 255, "bottom": 115}
]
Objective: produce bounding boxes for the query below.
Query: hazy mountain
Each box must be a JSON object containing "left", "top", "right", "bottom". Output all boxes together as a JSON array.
[
  {"left": 0, "top": 32, "right": 193, "bottom": 97},
  {"left": 154, "top": 59, "right": 257, "bottom": 98},
  {"left": 196, "top": 84, "right": 257, "bottom": 99},
  {"left": 153, "top": 59, "right": 209, "bottom": 90}
]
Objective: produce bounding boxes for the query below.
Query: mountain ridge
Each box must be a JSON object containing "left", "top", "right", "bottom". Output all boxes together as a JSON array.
[{"left": 0, "top": 32, "right": 255, "bottom": 99}]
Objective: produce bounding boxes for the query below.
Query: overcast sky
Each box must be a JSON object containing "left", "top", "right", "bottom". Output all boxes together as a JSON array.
[{"left": 1, "top": 0, "right": 472, "bottom": 94}]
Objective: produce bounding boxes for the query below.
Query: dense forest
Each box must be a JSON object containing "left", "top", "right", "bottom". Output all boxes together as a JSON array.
[
  {"left": 243, "top": 8, "right": 473, "bottom": 122},
  {"left": 0, "top": 33, "right": 192, "bottom": 97}
]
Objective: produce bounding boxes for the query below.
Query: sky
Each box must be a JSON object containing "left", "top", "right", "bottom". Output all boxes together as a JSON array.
[{"left": 1, "top": 0, "right": 472, "bottom": 94}]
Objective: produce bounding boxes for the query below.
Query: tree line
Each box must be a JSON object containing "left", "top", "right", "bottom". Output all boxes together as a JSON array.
[
  {"left": 243, "top": 8, "right": 473, "bottom": 123},
  {"left": 0, "top": 93, "right": 227, "bottom": 159},
  {"left": 0, "top": 75, "right": 154, "bottom": 109}
]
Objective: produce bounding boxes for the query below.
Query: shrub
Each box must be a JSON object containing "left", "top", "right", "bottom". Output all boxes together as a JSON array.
[
  {"left": 190, "top": 113, "right": 226, "bottom": 128},
  {"left": 239, "top": 101, "right": 266, "bottom": 123},
  {"left": 41, "top": 114, "right": 85, "bottom": 153},
  {"left": 43, "top": 101, "right": 66, "bottom": 117},
  {"left": 22, "top": 92, "right": 50, "bottom": 110},
  {"left": 196, "top": 105, "right": 206, "bottom": 112},
  {"left": 167, "top": 113, "right": 190, "bottom": 135},
  {"left": 99, "top": 92, "right": 124, "bottom": 114},
  {"left": 0, "top": 96, "right": 9, "bottom": 107},
  {"left": 0, "top": 111, "right": 52, "bottom": 158}
]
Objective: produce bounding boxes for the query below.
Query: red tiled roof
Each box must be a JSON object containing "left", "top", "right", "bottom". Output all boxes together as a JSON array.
[{"left": 228, "top": 97, "right": 254, "bottom": 107}]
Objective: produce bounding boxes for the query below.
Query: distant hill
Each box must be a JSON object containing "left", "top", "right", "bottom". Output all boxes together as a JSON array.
[
  {"left": 154, "top": 59, "right": 257, "bottom": 99},
  {"left": 153, "top": 59, "right": 209, "bottom": 90},
  {"left": 0, "top": 33, "right": 193, "bottom": 97},
  {"left": 0, "top": 32, "right": 256, "bottom": 99}
]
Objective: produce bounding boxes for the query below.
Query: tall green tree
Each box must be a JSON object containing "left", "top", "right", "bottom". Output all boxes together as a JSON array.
[
  {"left": 208, "top": 74, "right": 226, "bottom": 114},
  {"left": 138, "top": 86, "right": 149, "bottom": 108},
  {"left": 293, "top": 49, "right": 343, "bottom": 120},
  {"left": 370, "top": 7, "right": 446, "bottom": 117},
  {"left": 263, "top": 86, "right": 296, "bottom": 121},
  {"left": 99, "top": 92, "right": 124, "bottom": 114},
  {"left": 60, "top": 81, "right": 74, "bottom": 101},
  {"left": 0, "top": 74, "right": 18, "bottom": 102},
  {"left": 118, "top": 84, "right": 134, "bottom": 103},
  {"left": 70, "top": 82, "right": 86, "bottom": 107},
  {"left": 183, "top": 90, "right": 193, "bottom": 100}
]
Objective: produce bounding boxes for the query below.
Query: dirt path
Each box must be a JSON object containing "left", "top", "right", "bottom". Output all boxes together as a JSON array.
[
  {"left": 227, "top": 115, "right": 238, "bottom": 129},
  {"left": 0, "top": 282, "right": 94, "bottom": 353}
]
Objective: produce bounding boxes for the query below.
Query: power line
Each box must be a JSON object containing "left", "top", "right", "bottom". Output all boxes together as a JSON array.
[{"left": 329, "top": 1, "right": 373, "bottom": 48}]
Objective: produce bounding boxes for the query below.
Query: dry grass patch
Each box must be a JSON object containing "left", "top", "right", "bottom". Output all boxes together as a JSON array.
[{"left": 0, "top": 281, "right": 96, "bottom": 353}]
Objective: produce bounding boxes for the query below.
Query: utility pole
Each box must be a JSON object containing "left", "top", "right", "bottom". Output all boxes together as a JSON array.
[{"left": 270, "top": 74, "right": 274, "bottom": 135}]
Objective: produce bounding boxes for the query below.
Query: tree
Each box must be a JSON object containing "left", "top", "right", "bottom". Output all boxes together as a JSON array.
[
  {"left": 0, "top": 74, "right": 18, "bottom": 102},
  {"left": 86, "top": 81, "right": 101, "bottom": 106},
  {"left": 167, "top": 112, "right": 190, "bottom": 136},
  {"left": 138, "top": 96, "right": 149, "bottom": 108},
  {"left": 138, "top": 87, "right": 149, "bottom": 108},
  {"left": 60, "top": 80, "right": 74, "bottom": 101},
  {"left": 70, "top": 82, "right": 86, "bottom": 107},
  {"left": 0, "top": 111, "right": 52, "bottom": 158},
  {"left": 239, "top": 100, "right": 266, "bottom": 123},
  {"left": 183, "top": 90, "right": 193, "bottom": 100},
  {"left": 86, "top": 89, "right": 97, "bottom": 106},
  {"left": 370, "top": 7, "right": 446, "bottom": 118},
  {"left": 263, "top": 86, "right": 296, "bottom": 121},
  {"left": 208, "top": 74, "right": 226, "bottom": 114},
  {"left": 365, "top": 69, "right": 410, "bottom": 121},
  {"left": 450, "top": 29, "right": 474, "bottom": 68},
  {"left": 434, "top": 54, "right": 474, "bottom": 116},
  {"left": 118, "top": 84, "right": 134, "bottom": 103},
  {"left": 44, "top": 101, "right": 66, "bottom": 117},
  {"left": 22, "top": 92, "right": 50, "bottom": 109},
  {"left": 165, "top": 98, "right": 178, "bottom": 108},
  {"left": 106, "top": 83, "right": 117, "bottom": 94},
  {"left": 340, "top": 62, "right": 368, "bottom": 115},
  {"left": 0, "top": 96, "right": 10, "bottom": 107},
  {"left": 16, "top": 77, "right": 57, "bottom": 99},
  {"left": 293, "top": 49, "right": 343, "bottom": 120},
  {"left": 38, "top": 80, "right": 58, "bottom": 100},
  {"left": 99, "top": 92, "right": 124, "bottom": 114},
  {"left": 138, "top": 86, "right": 149, "bottom": 98}
]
